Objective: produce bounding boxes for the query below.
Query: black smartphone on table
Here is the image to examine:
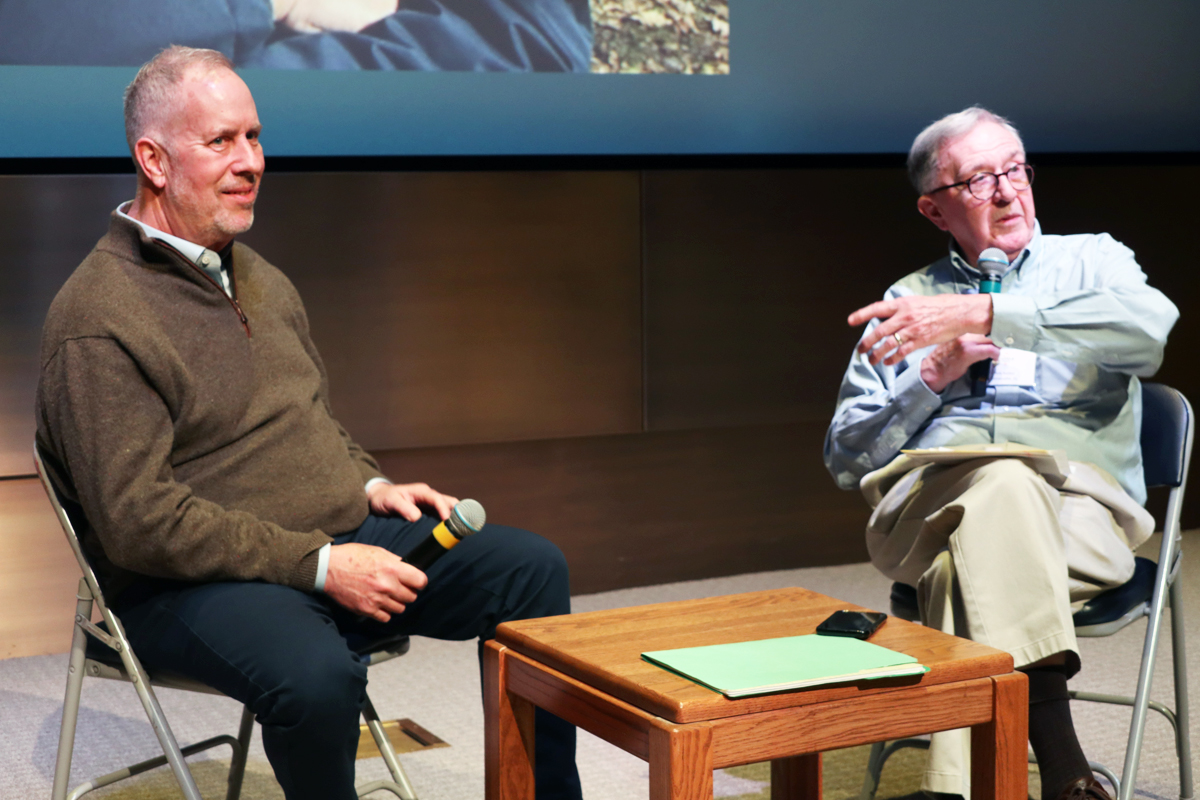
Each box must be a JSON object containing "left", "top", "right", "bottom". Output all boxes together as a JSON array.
[{"left": 815, "top": 610, "right": 888, "bottom": 639}]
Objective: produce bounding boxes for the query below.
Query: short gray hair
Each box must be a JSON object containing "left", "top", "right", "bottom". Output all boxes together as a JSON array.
[
  {"left": 907, "top": 106, "right": 1024, "bottom": 194},
  {"left": 123, "top": 45, "right": 235, "bottom": 155}
]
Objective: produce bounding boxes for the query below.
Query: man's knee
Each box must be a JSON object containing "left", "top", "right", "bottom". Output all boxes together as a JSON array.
[
  {"left": 485, "top": 525, "right": 571, "bottom": 619},
  {"left": 529, "top": 536, "right": 571, "bottom": 615},
  {"left": 940, "top": 459, "right": 1072, "bottom": 599},
  {"left": 951, "top": 458, "right": 1062, "bottom": 528},
  {"left": 967, "top": 457, "right": 1054, "bottom": 496},
  {"left": 515, "top": 527, "right": 570, "bottom": 583},
  {"left": 253, "top": 645, "right": 368, "bottom": 730}
]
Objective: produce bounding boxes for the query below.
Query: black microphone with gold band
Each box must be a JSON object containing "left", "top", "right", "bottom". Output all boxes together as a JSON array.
[{"left": 402, "top": 499, "right": 486, "bottom": 571}]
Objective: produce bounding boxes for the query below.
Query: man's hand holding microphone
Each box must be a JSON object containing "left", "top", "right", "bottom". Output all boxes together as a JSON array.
[
  {"left": 847, "top": 248, "right": 1010, "bottom": 393},
  {"left": 325, "top": 481, "right": 486, "bottom": 622}
]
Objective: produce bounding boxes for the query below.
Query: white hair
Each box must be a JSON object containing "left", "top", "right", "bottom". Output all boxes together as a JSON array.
[
  {"left": 907, "top": 106, "right": 1024, "bottom": 194},
  {"left": 123, "top": 45, "right": 235, "bottom": 156}
]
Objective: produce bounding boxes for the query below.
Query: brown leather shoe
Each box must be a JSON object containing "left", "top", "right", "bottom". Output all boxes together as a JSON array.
[{"left": 1056, "top": 777, "right": 1114, "bottom": 800}]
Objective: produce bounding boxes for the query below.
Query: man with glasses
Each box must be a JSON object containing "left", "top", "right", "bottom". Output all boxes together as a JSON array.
[{"left": 825, "top": 107, "right": 1177, "bottom": 800}]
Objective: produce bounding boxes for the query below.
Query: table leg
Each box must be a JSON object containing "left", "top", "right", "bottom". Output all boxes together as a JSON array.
[
  {"left": 484, "top": 642, "right": 536, "bottom": 800},
  {"left": 970, "top": 672, "right": 1029, "bottom": 800},
  {"left": 771, "top": 753, "right": 822, "bottom": 800},
  {"left": 649, "top": 723, "right": 714, "bottom": 800}
]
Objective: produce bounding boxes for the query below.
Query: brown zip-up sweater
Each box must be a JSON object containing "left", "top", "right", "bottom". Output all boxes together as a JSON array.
[{"left": 36, "top": 213, "right": 385, "bottom": 600}]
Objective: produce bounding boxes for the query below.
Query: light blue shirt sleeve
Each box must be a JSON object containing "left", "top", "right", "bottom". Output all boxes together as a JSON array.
[
  {"left": 988, "top": 234, "right": 1176, "bottom": 376},
  {"left": 313, "top": 543, "right": 331, "bottom": 592},
  {"left": 365, "top": 477, "right": 392, "bottom": 493},
  {"left": 822, "top": 293, "right": 945, "bottom": 490}
]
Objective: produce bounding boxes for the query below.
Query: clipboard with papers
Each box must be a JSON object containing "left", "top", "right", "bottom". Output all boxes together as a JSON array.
[{"left": 901, "top": 443, "right": 1070, "bottom": 479}]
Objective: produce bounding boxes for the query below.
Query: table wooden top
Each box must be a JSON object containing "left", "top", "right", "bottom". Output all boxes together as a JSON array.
[{"left": 496, "top": 587, "right": 1014, "bottom": 724}]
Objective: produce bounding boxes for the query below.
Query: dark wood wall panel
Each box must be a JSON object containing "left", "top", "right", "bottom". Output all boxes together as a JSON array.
[
  {"left": 0, "top": 170, "right": 644, "bottom": 475},
  {"left": 3, "top": 162, "right": 1196, "bottom": 592},
  {"left": 642, "top": 168, "right": 947, "bottom": 431},
  {"left": 0, "top": 174, "right": 136, "bottom": 475},
  {"left": 241, "top": 171, "right": 644, "bottom": 450},
  {"left": 3, "top": 163, "right": 1195, "bottom": 660},
  {"left": 373, "top": 422, "right": 871, "bottom": 595}
]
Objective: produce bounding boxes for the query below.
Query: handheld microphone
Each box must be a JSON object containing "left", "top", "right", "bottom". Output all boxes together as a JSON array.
[
  {"left": 402, "top": 499, "right": 486, "bottom": 571},
  {"left": 969, "top": 247, "right": 1009, "bottom": 396},
  {"left": 978, "top": 248, "right": 1008, "bottom": 291}
]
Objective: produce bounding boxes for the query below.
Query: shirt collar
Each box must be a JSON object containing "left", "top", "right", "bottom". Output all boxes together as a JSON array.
[
  {"left": 948, "top": 219, "right": 1042, "bottom": 280},
  {"left": 116, "top": 201, "right": 225, "bottom": 273}
]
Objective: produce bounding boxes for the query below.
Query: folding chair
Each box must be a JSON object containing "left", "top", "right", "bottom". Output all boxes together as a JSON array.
[
  {"left": 861, "top": 382, "right": 1193, "bottom": 800},
  {"left": 36, "top": 444, "right": 421, "bottom": 800}
]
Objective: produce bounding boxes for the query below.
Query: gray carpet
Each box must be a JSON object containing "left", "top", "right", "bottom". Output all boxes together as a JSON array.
[{"left": 0, "top": 531, "right": 1195, "bottom": 800}]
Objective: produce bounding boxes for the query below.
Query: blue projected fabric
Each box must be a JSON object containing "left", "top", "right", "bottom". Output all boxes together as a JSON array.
[{"left": 0, "top": 0, "right": 592, "bottom": 71}]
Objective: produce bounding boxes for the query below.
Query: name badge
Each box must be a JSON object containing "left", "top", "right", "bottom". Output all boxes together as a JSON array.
[{"left": 990, "top": 348, "right": 1037, "bottom": 387}]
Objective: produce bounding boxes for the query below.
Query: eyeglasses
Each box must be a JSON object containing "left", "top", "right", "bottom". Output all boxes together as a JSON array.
[{"left": 927, "top": 163, "right": 1034, "bottom": 200}]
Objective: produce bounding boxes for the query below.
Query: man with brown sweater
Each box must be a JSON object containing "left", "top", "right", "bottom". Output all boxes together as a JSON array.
[{"left": 35, "top": 45, "right": 582, "bottom": 800}]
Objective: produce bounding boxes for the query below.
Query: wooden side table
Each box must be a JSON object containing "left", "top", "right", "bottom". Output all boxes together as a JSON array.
[{"left": 484, "top": 587, "right": 1027, "bottom": 800}]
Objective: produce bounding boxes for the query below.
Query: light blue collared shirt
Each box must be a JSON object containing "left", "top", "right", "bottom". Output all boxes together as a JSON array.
[
  {"left": 824, "top": 221, "right": 1178, "bottom": 504},
  {"left": 116, "top": 203, "right": 233, "bottom": 298}
]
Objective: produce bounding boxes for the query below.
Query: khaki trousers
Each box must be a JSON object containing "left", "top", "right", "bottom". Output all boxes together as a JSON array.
[{"left": 862, "top": 455, "right": 1154, "bottom": 796}]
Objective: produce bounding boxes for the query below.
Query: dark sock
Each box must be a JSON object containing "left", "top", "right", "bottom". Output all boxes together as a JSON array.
[{"left": 1025, "top": 666, "right": 1092, "bottom": 800}]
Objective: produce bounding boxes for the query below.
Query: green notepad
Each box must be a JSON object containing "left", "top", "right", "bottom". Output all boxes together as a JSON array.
[{"left": 642, "top": 634, "right": 928, "bottom": 698}]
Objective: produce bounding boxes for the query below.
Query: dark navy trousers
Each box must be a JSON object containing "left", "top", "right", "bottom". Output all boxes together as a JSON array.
[{"left": 114, "top": 514, "right": 583, "bottom": 800}]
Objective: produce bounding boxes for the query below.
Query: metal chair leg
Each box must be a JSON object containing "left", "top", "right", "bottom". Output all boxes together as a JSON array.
[
  {"left": 1116, "top": 531, "right": 1177, "bottom": 800},
  {"left": 62, "top": 733, "right": 245, "bottom": 800},
  {"left": 1171, "top": 575, "right": 1193, "bottom": 800},
  {"left": 114, "top": 639, "right": 206, "bottom": 800},
  {"left": 225, "top": 706, "right": 256, "bottom": 800},
  {"left": 860, "top": 741, "right": 887, "bottom": 800},
  {"left": 52, "top": 579, "right": 94, "bottom": 800},
  {"left": 859, "top": 738, "right": 930, "bottom": 800},
  {"left": 1088, "top": 761, "right": 1121, "bottom": 796},
  {"left": 361, "top": 695, "right": 418, "bottom": 800}
]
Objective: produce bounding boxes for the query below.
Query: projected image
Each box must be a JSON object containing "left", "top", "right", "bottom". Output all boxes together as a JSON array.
[
  {"left": 0, "top": 0, "right": 727, "bottom": 73},
  {"left": 592, "top": 0, "right": 728, "bottom": 74},
  {"left": 0, "top": 0, "right": 592, "bottom": 71}
]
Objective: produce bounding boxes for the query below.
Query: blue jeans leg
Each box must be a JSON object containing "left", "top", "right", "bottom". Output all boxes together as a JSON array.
[
  {"left": 117, "top": 514, "right": 582, "bottom": 800},
  {"left": 117, "top": 582, "right": 367, "bottom": 800},
  {"left": 337, "top": 515, "right": 583, "bottom": 800}
]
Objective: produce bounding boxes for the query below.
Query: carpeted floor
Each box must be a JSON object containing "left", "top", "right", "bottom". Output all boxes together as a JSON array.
[{"left": 0, "top": 531, "right": 1194, "bottom": 800}]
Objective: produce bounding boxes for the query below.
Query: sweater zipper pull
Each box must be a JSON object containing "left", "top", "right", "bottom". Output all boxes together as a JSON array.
[{"left": 232, "top": 299, "right": 250, "bottom": 336}]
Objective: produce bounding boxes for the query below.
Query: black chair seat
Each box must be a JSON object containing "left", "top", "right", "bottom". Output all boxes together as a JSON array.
[
  {"left": 347, "top": 631, "right": 411, "bottom": 659},
  {"left": 1072, "top": 556, "right": 1156, "bottom": 628}
]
